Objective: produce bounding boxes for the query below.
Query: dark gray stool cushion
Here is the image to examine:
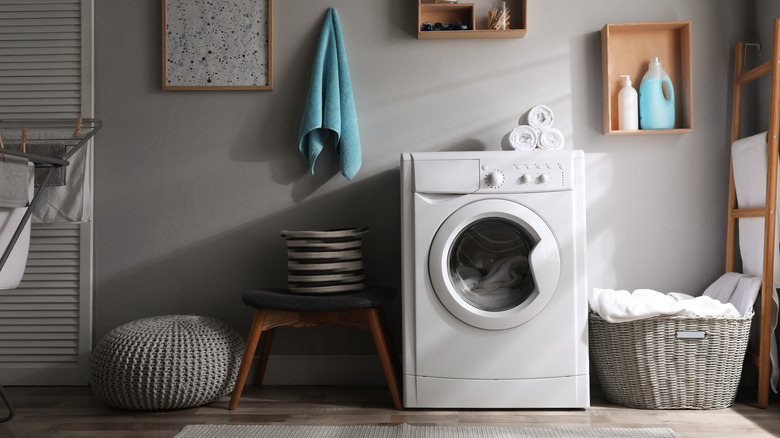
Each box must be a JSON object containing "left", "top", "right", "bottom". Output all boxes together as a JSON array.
[{"left": 242, "top": 287, "right": 396, "bottom": 312}]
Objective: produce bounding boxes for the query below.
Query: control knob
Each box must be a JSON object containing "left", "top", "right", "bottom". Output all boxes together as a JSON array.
[
  {"left": 519, "top": 174, "right": 532, "bottom": 184},
  {"left": 538, "top": 173, "right": 551, "bottom": 184},
  {"left": 486, "top": 171, "right": 505, "bottom": 188}
]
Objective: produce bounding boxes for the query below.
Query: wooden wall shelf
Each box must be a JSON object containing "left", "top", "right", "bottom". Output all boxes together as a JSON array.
[
  {"left": 601, "top": 21, "right": 693, "bottom": 135},
  {"left": 418, "top": 0, "right": 526, "bottom": 40}
]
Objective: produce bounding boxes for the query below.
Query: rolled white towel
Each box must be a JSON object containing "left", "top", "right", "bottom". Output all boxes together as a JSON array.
[
  {"left": 538, "top": 127, "right": 565, "bottom": 150},
  {"left": 527, "top": 104, "right": 554, "bottom": 129},
  {"left": 509, "top": 125, "right": 539, "bottom": 151}
]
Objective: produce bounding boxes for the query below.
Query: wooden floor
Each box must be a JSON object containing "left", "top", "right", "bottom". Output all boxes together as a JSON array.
[{"left": 1, "top": 385, "right": 779, "bottom": 438}]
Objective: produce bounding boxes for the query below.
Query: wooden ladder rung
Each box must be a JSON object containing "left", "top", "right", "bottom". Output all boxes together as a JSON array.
[
  {"left": 737, "top": 60, "right": 773, "bottom": 85},
  {"left": 729, "top": 207, "right": 769, "bottom": 218}
]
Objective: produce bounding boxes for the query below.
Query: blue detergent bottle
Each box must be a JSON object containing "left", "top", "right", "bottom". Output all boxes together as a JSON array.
[{"left": 639, "top": 56, "right": 675, "bottom": 129}]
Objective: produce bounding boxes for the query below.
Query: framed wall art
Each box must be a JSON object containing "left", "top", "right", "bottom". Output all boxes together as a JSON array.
[{"left": 162, "top": 0, "right": 273, "bottom": 90}]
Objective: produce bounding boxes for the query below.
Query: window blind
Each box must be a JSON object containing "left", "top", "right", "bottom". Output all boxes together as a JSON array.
[{"left": 0, "top": 0, "right": 82, "bottom": 119}]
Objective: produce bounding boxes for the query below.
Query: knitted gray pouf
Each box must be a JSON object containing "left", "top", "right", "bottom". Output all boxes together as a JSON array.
[{"left": 90, "top": 315, "right": 245, "bottom": 410}]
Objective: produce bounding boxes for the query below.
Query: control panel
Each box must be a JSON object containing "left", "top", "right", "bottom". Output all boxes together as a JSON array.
[{"left": 478, "top": 155, "right": 572, "bottom": 193}]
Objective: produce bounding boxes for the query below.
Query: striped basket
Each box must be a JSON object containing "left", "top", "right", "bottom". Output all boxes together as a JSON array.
[{"left": 281, "top": 228, "right": 369, "bottom": 294}]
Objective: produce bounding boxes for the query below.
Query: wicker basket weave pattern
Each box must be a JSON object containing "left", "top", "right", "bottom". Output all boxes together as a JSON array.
[
  {"left": 90, "top": 315, "right": 245, "bottom": 410},
  {"left": 589, "top": 312, "right": 752, "bottom": 409}
]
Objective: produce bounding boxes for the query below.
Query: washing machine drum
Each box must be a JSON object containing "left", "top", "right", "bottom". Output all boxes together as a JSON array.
[{"left": 429, "top": 199, "right": 561, "bottom": 330}]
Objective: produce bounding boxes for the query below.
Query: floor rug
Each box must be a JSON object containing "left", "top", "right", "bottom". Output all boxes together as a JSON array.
[{"left": 173, "top": 424, "right": 681, "bottom": 438}]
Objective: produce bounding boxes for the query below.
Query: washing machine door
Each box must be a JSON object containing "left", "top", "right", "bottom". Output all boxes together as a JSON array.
[{"left": 428, "top": 199, "right": 561, "bottom": 330}]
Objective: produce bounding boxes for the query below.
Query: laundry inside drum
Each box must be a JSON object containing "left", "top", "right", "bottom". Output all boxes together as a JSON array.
[{"left": 449, "top": 218, "right": 537, "bottom": 311}]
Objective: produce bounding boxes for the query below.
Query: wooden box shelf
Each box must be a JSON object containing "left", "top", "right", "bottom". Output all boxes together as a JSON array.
[
  {"left": 601, "top": 21, "right": 693, "bottom": 135},
  {"left": 418, "top": 0, "right": 526, "bottom": 40},
  {"left": 419, "top": 3, "right": 475, "bottom": 33}
]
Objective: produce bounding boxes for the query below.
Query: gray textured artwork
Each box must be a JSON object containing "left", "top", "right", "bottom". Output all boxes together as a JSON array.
[{"left": 165, "top": 0, "right": 269, "bottom": 87}]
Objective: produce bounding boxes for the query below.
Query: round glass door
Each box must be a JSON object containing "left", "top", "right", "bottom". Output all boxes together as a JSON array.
[
  {"left": 429, "top": 199, "right": 561, "bottom": 330},
  {"left": 449, "top": 218, "right": 536, "bottom": 312}
]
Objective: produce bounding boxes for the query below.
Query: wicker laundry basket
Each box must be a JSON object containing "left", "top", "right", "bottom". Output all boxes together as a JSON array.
[
  {"left": 281, "top": 227, "right": 369, "bottom": 294},
  {"left": 588, "top": 311, "right": 752, "bottom": 409}
]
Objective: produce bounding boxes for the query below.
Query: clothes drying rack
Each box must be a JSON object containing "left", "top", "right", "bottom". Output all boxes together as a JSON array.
[
  {"left": 0, "top": 117, "right": 102, "bottom": 423},
  {"left": 724, "top": 18, "right": 780, "bottom": 409}
]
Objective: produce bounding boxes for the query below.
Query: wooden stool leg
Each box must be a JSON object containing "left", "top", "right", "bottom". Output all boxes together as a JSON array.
[
  {"left": 255, "top": 328, "right": 275, "bottom": 386},
  {"left": 378, "top": 308, "right": 401, "bottom": 383},
  {"left": 365, "top": 307, "right": 402, "bottom": 410},
  {"left": 228, "top": 309, "right": 268, "bottom": 410}
]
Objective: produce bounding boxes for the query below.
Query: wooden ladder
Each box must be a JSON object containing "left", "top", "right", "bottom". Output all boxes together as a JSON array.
[{"left": 725, "top": 18, "right": 780, "bottom": 409}]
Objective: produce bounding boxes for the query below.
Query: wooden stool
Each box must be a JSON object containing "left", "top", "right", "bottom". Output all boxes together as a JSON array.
[{"left": 228, "top": 287, "right": 402, "bottom": 410}]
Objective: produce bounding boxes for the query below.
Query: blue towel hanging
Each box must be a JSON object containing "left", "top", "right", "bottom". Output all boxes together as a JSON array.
[{"left": 298, "top": 8, "right": 361, "bottom": 180}]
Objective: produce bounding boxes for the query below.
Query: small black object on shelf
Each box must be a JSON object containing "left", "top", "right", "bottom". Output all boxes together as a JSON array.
[{"left": 421, "top": 20, "right": 470, "bottom": 31}]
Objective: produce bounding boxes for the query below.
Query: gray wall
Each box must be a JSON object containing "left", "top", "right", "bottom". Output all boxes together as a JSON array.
[
  {"left": 756, "top": 0, "right": 778, "bottom": 130},
  {"left": 93, "top": 1, "right": 755, "bottom": 357}
]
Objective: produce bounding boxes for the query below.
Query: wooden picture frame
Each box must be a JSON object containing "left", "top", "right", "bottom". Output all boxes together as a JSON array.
[{"left": 162, "top": 0, "right": 273, "bottom": 90}]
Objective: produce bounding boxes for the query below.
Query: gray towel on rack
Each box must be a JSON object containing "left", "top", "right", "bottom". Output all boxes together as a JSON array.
[
  {"left": 0, "top": 127, "right": 87, "bottom": 223},
  {"left": 28, "top": 144, "right": 67, "bottom": 187},
  {"left": 0, "top": 156, "right": 33, "bottom": 208}
]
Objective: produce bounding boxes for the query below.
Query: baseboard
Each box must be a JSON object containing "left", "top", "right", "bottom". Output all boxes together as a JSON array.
[{"left": 252, "top": 354, "right": 387, "bottom": 385}]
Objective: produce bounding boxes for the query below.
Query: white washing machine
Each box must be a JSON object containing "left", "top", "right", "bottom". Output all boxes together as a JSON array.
[{"left": 400, "top": 150, "right": 588, "bottom": 409}]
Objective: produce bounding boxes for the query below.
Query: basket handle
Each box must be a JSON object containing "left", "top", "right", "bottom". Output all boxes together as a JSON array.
[{"left": 676, "top": 330, "right": 707, "bottom": 340}]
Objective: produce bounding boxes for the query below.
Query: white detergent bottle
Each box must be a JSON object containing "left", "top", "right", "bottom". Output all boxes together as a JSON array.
[
  {"left": 618, "top": 74, "right": 638, "bottom": 130},
  {"left": 639, "top": 56, "right": 675, "bottom": 129}
]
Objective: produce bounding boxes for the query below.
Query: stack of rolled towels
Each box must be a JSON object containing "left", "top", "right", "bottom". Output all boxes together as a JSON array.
[{"left": 509, "top": 104, "right": 565, "bottom": 151}]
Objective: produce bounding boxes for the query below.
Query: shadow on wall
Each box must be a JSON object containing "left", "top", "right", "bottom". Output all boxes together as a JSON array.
[
  {"left": 95, "top": 168, "right": 403, "bottom": 355},
  {"left": 221, "top": 11, "right": 333, "bottom": 203},
  {"left": 572, "top": 30, "right": 604, "bottom": 137}
]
